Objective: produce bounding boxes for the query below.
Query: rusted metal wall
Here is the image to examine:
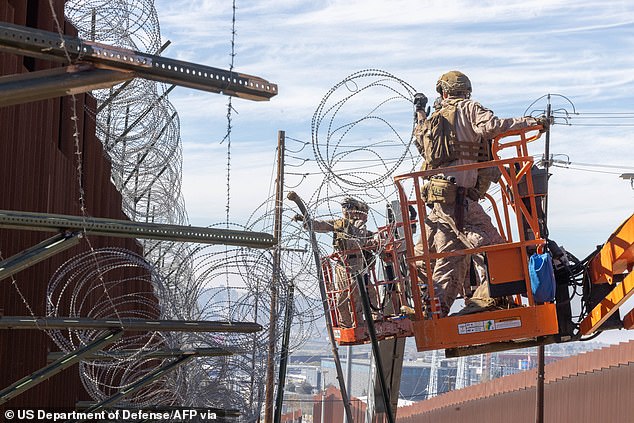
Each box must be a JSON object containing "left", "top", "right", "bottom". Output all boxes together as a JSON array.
[
  {"left": 312, "top": 387, "right": 367, "bottom": 423},
  {"left": 397, "top": 340, "right": 634, "bottom": 423},
  {"left": 0, "top": 0, "right": 151, "bottom": 411}
]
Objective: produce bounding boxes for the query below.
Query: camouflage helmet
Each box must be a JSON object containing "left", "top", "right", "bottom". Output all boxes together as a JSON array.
[
  {"left": 435, "top": 70, "right": 472, "bottom": 96},
  {"left": 341, "top": 197, "right": 369, "bottom": 213}
]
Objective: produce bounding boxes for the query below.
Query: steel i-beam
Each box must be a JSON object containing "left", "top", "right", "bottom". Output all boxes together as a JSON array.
[
  {"left": 0, "top": 231, "right": 81, "bottom": 281},
  {"left": 0, "top": 22, "right": 277, "bottom": 101},
  {"left": 0, "top": 209, "right": 275, "bottom": 249},
  {"left": 47, "top": 347, "right": 233, "bottom": 362},
  {"left": 0, "top": 316, "right": 262, "bottom": 333}
]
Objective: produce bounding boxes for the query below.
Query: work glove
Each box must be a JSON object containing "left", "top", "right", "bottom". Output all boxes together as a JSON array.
[
  {"left": 413, "top": 93, "right": 428, "bottom": 112},
  {"left": 432, "top": 96, "right": 443, "bottom": 111},
  {"left": 535, "top": 115, "right": 553, "bottom": 133}
]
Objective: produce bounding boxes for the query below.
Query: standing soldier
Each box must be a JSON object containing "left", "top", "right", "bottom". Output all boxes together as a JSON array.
[
  {"left": 413, "top": 70, "right": 550, "bottom": 317},
  {"left": 299, "top": 198, "right": 377, "bottom": 328}
]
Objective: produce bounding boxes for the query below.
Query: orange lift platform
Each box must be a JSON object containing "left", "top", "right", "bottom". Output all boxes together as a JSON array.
[
  {"left": 391, "top": 124, "right": 634, "bottom": 356},
  {"left": 319, "top": 124, "right": 634, "bottom": 356},
  {"left": 322, "top": 219, "right": 414, "bottom": 346},
  {"left": 394, "top": 125, "right": 558, "bottom": 354}
]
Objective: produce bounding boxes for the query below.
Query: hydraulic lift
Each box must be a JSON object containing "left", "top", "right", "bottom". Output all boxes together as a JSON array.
[{"left": 304, "top": 125, "right": 634, "bottom": 422}]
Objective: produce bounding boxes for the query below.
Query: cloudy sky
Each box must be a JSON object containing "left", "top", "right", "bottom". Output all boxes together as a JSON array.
[{"left": 152, "top": 0, "right": 634, "bottom": 342}]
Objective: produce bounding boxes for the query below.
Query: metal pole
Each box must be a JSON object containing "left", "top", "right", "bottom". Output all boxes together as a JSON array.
[
  {"left": 265, "top": 130, "right": 285, "bottom": 423},
  {"left": 344, "top": 345, "right": 352, "bottom": 423},
  {"left": 542, "top": 95, "right": 552, "bottom": 234},
  {"left": 287, "top": 191, "right": 355, "bottom": 423},
  {"left": 321, "top": 370, "right": 328, "bottom": 423},
  {"left": 536, "top": 97, "right": 551, "bottom": 423},
  {"left": 356, "top": 275, "right": 395, "bottom": 423},
  {"left": 535, "top": 346, "right": 545, "bottom": 423},
  {"left": 0, "top": 330, "right": 122, "bottom": 404},
  {"left": 274, "top": 280, "right": 295, "bottom": 422}
]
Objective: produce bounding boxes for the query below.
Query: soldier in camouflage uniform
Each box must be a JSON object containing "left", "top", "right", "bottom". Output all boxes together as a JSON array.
[
  {"left": 413, "top": 70, "right": 549, "bottom": 317},
  {"left": 310, "top": 198, "right": 376, "bottom": 328}
]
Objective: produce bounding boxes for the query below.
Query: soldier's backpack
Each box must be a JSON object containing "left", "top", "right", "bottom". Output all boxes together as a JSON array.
[{"left": 416, "top": 99, "right": 461, "bottom": 171}]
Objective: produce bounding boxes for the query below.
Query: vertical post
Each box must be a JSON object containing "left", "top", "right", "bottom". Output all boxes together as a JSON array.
[
  {"left": 90, "top": 9, "right": 96, "bottom": 41},
  {"left": 287, "top": 191, "right": 355, "bottom": 423},
  {"left": 274, "top": 279, "right": 294, "bottom": 422},
  {"left": 356, "top": 275, "right": 395, "bottom": 423},
  {"left": 321, "top": 370, "right": 328, "bottom": 423},
  {"left": 536, "top": 97, "right": 551, "bottom": 423},
  {"left": 265, "top": 130, "right": 285, "bottom": 423},
  {"left": 542, "top": 95, "right": 552, "bottom": 233},
  {"left": 249, "top": 283, "right": 261, "bottom": 413},
  {"left": 344, "top": 345, "right": 352, "bottom": 423},
  {"left": 535, "top": 346, "right": 545, "bottom": 423}
]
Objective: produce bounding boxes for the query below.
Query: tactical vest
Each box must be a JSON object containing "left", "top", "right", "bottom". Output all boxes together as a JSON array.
[
  {"left": 332, "top": 218, "right": 375, "bottom": 268},
  {"left": 417, "top": 99, "right": 490, "bottom": 170},
  {"left": 332, "top": 218, "right": 353, "bottom": 251}
]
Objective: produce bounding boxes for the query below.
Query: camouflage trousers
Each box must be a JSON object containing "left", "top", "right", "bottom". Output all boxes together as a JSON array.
[
  {"left": 334, "top": 263, "right": 377, "bottom": 328},
  {"left": 414, "top": 200, "right": 505, "bottom": 316}
]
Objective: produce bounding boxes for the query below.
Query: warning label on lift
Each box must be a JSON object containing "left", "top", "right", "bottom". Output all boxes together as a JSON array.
[{"left": 457, "top": 317, "right": 521, "bottom": 335}]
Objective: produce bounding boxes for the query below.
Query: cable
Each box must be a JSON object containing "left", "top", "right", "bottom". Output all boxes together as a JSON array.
[{"left": 550, "top": 164, "right": 625, "bottom": 175}]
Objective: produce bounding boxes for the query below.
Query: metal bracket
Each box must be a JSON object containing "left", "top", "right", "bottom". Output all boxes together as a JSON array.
[
  {"left": 0, "top": 21, "right": 277, "bottom": 102},
  {"left": 0, "top": 231, "right": 82, "bottom": 281},
  {"left": 0, "top": 316, "right": 262, "bottom": 333},
  {"left": 0, "top": 64, "right": 133, "bottom": 107},
  {"left": 47, "top": 347, "right": 234, "bottom": 362},
  {"left": 0, "top": 209, "right": 275, "bottom": 249}
]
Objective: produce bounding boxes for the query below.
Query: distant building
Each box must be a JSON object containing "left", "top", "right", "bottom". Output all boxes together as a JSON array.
[
  {"left": 320, "top": 358, "right": 436, "bottom": 400},
  {"left": 313, "top": 341, "right": 608, "bottom": 402},
  {"left": 287, "top": 364, "right": 321, "bottom": 392}
]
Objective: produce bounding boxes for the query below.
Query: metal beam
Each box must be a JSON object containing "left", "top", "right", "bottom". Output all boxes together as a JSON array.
[
  {"left": 445, "top": 336, "right": 558, "bottom": 358},
  {"left": 588, "top": 212, "right": 634, "bottom": 284},
  {"left": 0, "top": 22, "right": 277, "bottom": 101},
  {"left": 71, "top": 354, "right": 195, "bottom": 422},
  {"left": 0, "top": 209, "right": 275, "bottom": 249},
  {"left": 580, "top": 271, "right": 633, "bottom": 335},
  {"left": 0, "top": 330, "right": 123, "bottom": 404},
  {"left": 0, "top": 316, "right": 262, "bottom": 333},
  {"left": 47, "top": 347, "right": 232, "bottom": 362},
  {"left": 0, "top": 64, "right": 132, "bottom": 108},
  {"left": 94, "top": 40, "right": 172, "bottom": 114},
  {"left": 0, "top": 231, "right": 81, "bottom": 281}
]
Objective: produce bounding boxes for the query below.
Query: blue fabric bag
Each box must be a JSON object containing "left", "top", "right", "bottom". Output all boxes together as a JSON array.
[{"left": 528, "top": 252, "right": 556, "bottom": 303}]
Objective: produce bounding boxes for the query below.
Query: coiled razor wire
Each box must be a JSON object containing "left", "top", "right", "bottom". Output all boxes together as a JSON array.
[
  {"left": 62, "top": 0, "right": 224, "bottom": 413},
  {"left": 311, "top": 68, "right": 419, "bottom": 190},
  {"left": 62, "top": 0, "right": 284, "bottom": 416},
  {"left": 65, "top": 0, "right": 162, "bottom": 52},
  {"left": 60, "top": 1, "right": 424, "bottom": 418},
  {"left": 289, "top": 68, "right": 423, "bottom": 277},
  {"left": 46, "top": 248, "right": 180, "bottom": 406}
]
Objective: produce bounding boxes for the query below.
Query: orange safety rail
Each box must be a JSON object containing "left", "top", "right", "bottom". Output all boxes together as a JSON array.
[
  {"left": 579, "top": 212, "right": 634, "bottom": 335},
  {"left": 322, "top": 224, "right": 413, "bottom": 346},
  {"left": 393, "top": 125, "right": 560, "bottom": 352}
]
